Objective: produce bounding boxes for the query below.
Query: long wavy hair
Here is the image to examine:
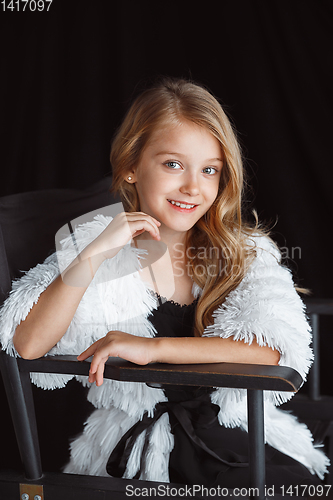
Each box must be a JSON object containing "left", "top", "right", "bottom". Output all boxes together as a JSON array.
[{"left": 110, "top": 78, "right": 260, "bottom": 336}]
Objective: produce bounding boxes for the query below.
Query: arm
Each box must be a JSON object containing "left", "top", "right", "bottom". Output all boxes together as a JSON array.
[
  {"left": 13, "top": 252, "right": 101, "bottom": 359},
  {"left": 78, "top": 331, "right": 280, "bottom": 387},
  {"left": 79, "top": 236, "right": 308, "bottom": 388},
  {"left": 153, "top": 335, "right": 280, "bottom": 365},
  {"left": 12, "top": 212, "right": 161, "bottom": 360}
]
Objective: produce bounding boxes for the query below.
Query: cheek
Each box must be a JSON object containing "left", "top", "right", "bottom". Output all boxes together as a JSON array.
[
  {"left": 138, "top": 170, "right": 171, "bottom": 194},
  {"left": 136, "top": 167, "right": 157, "bottom": 187},
  {"left": 135, "top": 177, "right": 160, "bottom": 207},
  {"left": 135, "top": 172, "right": 152, "bottom": 193},
  {"left": 203, "top": 181, "right": 220, "bottom": 202}
]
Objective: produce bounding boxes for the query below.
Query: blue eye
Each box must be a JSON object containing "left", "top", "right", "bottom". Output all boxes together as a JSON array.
[
  {"left": 165, "top": 161, "right": 181, "bottom": 169},
  {"left": 203, "top": 167, "right": 218, "bottom": 175}
]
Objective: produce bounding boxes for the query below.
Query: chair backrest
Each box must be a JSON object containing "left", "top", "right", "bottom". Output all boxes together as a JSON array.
[
  {"left": 0, "top": 176, "right": 117, "bottom": 297},
  {"left": 304, "top": 298, "right": 333, "bottom": 400},
  {"left": 0, "top": 176, "right": 119, "bottom": 472}
]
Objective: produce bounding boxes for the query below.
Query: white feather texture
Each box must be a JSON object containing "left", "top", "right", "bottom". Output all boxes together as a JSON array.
[
  {"left": 140, "top": 413, "right": 174, "bottom": 481},
  {"left": 64, "top": 406, "right": 139, "bottom": 477},
  {"left": 260, "top": 404, "right": 330, "bottom": 480},
  {"left": 0, "top": 217, "right": 329, "bottom": 480},
  {"left": 203, "top": 235, "right": 313, "bottom": 405}
]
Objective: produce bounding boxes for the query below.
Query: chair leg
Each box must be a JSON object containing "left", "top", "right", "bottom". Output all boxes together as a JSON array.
[
  {"left": 0, "top": 351, "right": 42, "bottom": 480},
  {"left": 247, "top": 389, "right": 265, "bottom": 500}
]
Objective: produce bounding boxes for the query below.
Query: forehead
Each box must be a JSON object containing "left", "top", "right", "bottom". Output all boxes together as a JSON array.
[{"left": 146, "top": 121, "right": 222, "bottom": 156}]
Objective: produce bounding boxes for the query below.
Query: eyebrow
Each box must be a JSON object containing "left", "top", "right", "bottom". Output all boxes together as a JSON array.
[{"left": 155, "top": 152, "right": 223, "bottom": 162}]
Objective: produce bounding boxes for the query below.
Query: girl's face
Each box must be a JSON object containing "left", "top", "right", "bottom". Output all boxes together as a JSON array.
[{"left": 130, "top": 120, "right": 223, "bottom": 238}]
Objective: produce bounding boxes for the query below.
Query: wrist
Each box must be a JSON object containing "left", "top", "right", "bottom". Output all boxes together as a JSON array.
[
  {"left": 61, "top": 246, "right": 106, "bottom": 288},
  {"left": 83, "top": 238, "right": 122, "bottom": 263},
  {"left": 150, "top": 337, "right": 165, "bottom": 363},
  {"left": 80, "top": 241, "right": 107, "bottom": 263}
]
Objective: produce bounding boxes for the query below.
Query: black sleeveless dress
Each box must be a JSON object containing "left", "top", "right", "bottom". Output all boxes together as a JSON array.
[{"left": 107, "top": 294, "right": 318, "bottom": 488}]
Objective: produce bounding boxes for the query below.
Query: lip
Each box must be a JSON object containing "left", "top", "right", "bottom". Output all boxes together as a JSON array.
[
  {"left": 167, "top": 199, "right": 198, "bottom": 213},
  {"left": 168, "top": 199, "right": 198, "bottom": 205}
]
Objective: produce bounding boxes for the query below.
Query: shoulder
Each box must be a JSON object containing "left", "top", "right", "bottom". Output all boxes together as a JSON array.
[
  {"left": 246, "top": 232, "right": 281, "bottom": 264},
  {"left": 243, "top": 232, "right": 292, "bottom": 284},
  {"left": 205, "top": 232, "right": 302, "bottom": 332}
]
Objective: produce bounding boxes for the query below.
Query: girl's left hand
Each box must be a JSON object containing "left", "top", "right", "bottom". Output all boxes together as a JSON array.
[{"left": 77, "top": 331, "right": 155, "bottom": 386}]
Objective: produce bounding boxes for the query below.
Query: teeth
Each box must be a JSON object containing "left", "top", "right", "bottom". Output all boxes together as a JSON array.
[{"left": 169, "top": 200, "right": 195, "bottom": 209}]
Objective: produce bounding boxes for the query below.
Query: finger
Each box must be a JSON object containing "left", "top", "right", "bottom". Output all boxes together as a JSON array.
[
  {"left": 77, "top": 339, "right": 103, "bottom": 360},
  {"left": 130, "top": 219, "right": 161, "bottom": 240},
  {"left": 131, "top": 228, "right": 146, "bottom": 238},
  {"left": 128, "top": 212, "right": 161, "bottom": 225},
  {"left": 89, "top": 354, "right": 99, "bottom": 375},
  {"left": 138, "top": 213, "right": 161, "bottom": 226},
  {"left": 95, "top": 359, "right": 107, "bottom": 386},
  {"left": 126, "top": 213, "right": 161, "bottom": 234},
  {"left": 88, "top": 343, "right": 110, "bottom": 374}
]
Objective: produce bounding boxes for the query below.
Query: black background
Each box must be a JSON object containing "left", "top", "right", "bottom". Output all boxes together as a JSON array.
[
  {"left": 1, "top": 0, "right": 332, "bottom": 296},
  {"left": 1, "top": 0, "right": 333, "bottom": 471}
]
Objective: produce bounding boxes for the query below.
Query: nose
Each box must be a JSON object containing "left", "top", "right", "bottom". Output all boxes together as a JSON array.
[{"left": 179, "top": 171, "right": 200, "bottom": 197}]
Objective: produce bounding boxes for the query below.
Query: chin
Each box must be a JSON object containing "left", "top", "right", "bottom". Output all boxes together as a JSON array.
[{"left": 165, "top": 221, "right": 198, "bottom": 233}]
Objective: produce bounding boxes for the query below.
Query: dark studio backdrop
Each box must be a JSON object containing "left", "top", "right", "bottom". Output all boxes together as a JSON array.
[{"left": 0, "top": 0, "right": 332, "bottom": 472}]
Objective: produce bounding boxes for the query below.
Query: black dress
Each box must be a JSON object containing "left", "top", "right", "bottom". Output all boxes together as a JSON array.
[{"left": 107, "top": 293, "right": 318, "bottom": 488}]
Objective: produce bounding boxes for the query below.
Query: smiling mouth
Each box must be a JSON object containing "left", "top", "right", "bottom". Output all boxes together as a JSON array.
[{"left": 167, "top": 199, "right": 197, "bottom": 209}]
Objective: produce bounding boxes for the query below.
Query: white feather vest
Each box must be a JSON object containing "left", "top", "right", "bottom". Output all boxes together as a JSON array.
[{"left": 0, "top": 215, "right": 329, "bottom": 480}]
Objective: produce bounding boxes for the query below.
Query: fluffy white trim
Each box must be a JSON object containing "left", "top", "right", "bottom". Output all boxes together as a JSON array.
[
  {"left": 0, "top": 254, "right": 59, "bottom": 357},
  {"left": 63, "top": 403, "right": 174, "bottom": 481},
  {"left": 203, "top": 236, "right": 312, "bottom": 405},
  {"left": 86, "top": 379, "right": 167, "bottom": 418},
  {"left": 212, "top": 390, "right": 329, "bottom": 480},
  {"left": 63, "top": 406, "right": 138, "bottom": 477},
  {"left": 140, "top": 413, "right": 174, "bottom": 482},
  {"left": 123, "top": 430, "right": 146, "bottom": 479},
  {"left": 261, "top": 404, "right": 330, "bottom": 480}
]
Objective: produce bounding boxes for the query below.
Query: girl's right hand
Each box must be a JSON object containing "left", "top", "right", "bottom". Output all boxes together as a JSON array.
[{"left": 88, "top": 212, "right": 161, "bottom": 261}]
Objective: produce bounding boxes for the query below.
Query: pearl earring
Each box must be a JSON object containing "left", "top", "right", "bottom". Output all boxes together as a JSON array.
[{"left": 127, "top": 176, "right": 132, "bottom": 181}]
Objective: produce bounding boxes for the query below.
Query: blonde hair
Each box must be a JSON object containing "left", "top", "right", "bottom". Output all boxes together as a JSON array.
[{"left": 110, "top": 78, "right": 260, "bottom": 335}]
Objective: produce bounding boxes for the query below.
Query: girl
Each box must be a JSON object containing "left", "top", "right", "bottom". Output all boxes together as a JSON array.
[{"left": 0, "top": 78, "right": 329, "bottom": 486}]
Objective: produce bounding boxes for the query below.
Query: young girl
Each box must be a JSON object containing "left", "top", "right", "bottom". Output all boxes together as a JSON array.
[{"left": 0, "top": 78, "right": 329, "bottom": 487}]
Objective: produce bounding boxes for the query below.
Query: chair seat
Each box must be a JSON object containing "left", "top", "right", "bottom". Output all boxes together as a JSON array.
[
  {"left": 0, "top": 469, "right": 318, "bottom": 500},
  {"left": 0, "top": 469, "right": 193, "bottom": 500}
]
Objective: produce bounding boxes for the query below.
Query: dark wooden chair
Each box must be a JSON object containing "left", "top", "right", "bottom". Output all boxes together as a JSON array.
[
  {"left": 0, "top": 176, "right": 118, "bottom": 476},
  {"left": 0, "top": 352, "right": 302, "bottom": 500},
  {"left": 0, "top": 181, "right": 305, "bottom": 499},
  {"left": 282, "top": 298, "right": 333, "bottom": 483}
]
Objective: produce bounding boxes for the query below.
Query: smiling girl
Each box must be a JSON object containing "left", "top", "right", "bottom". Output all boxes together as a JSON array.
[{"left": 0, "top": 78, "right": 328, "bottom": 486}]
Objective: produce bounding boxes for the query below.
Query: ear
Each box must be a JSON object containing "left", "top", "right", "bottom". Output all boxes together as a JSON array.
[{"left": 123, "top": 170, "right": 137, "bottom": 184}]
